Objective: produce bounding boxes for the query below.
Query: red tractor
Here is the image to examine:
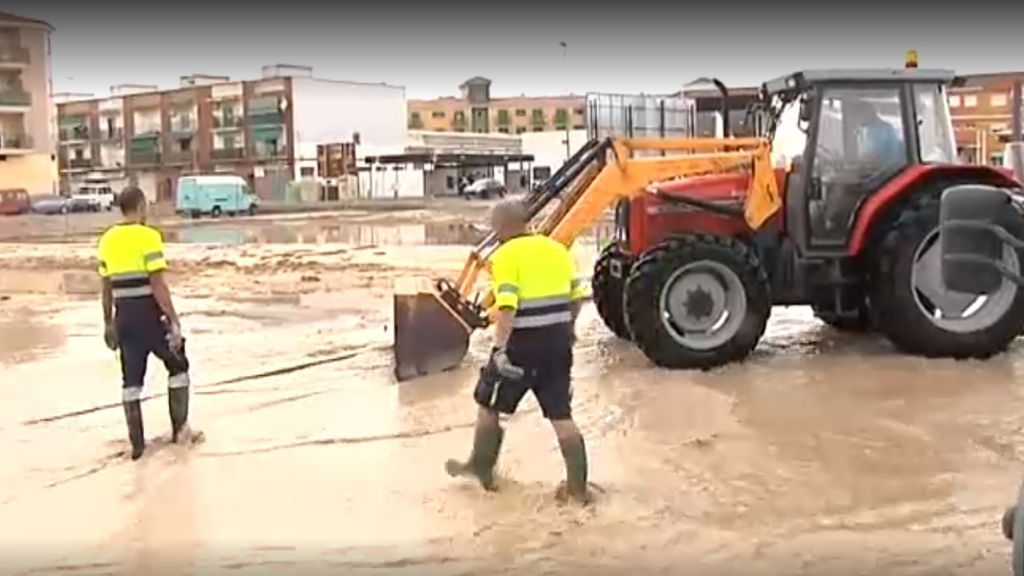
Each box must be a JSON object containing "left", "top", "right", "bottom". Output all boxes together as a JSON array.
[
  {"left": 392, "top": 67, "right": 1024, "bottom": 380},
  {"left": 591, "top": 67, "right": 1024, "bottom": 369}
]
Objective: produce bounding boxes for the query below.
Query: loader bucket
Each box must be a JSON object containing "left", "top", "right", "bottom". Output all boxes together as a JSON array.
[{"left": 393, "top": 277, "right": 484, "bottom": 382}]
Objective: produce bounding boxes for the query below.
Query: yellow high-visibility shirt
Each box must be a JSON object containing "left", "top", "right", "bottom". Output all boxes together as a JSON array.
[
  {"left": 97, "top": 223, "right": 168, "bottom": 300},
  {"left": 490, "top": 234, "right": 587, "bottom": 329}
]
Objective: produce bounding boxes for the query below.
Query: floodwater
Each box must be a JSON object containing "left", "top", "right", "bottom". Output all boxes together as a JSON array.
[{"left": 2, "top": 208, "right": 1024, "bottom": 575}]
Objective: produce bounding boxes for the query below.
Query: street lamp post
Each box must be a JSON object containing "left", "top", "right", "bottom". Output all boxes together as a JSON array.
[{"left": 559, "top": 41, "right": 571, "bottom": 161}]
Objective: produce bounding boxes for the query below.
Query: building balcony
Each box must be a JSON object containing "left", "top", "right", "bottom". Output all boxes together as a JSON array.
[
  {"left": 0, "top": 132, "right": 31, "bottom": 151},
  {"left": 212, "top": 116, "right": 242, "bottom": 130},
  {"left": 98, "top": 127, "right": 125, "bottom": 141},
  {"left": 170, "top": 120, "right": 196, "bottom": 134},
  {"left": 60, "top": 157, "right": 93, "bottom": 170},
  {"left": 129, "top": 151, "right": 161, "bottom": 166},
  {"left": 164, "top": 150, "right": 196, "bottom": 165},
  {"left": 59, "top": 127, "right": 90, "bottom": 141},
  {"left": 211, "top": 147, "right": 244, "bottom": 160},
  {"left": 252, "top": 148, "right": 286, "bottom": 160},
  {"left": 0, "top": 45, "right": 29, "bottom": 67},
  {"left": 247, "top": 111, "right": 283, "bottom": 126},
  {"left": 0, "top": 88, "right": 31, "bottom": 107}
]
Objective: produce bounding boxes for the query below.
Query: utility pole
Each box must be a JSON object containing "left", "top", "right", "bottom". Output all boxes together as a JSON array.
[{"left": 560, "top": 41, "right": 571, "bottom": 162}]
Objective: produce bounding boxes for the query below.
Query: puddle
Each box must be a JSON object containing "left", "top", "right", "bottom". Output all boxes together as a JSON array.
[
  {"left": 163, "top": 222, "right": 492, "bottom": 246},
  {"left": 0, "top": 312, "right": 66, "bottom": 365}
]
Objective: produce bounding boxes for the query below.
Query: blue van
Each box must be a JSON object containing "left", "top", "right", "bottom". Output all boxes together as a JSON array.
[{"left": 176, "top": 175, "right": 258, "bottom": 218}]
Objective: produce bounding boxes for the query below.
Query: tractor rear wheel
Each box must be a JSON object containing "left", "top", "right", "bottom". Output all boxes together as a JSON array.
[
  {"left": 624, "top": 234, "right": 771, "bottom": 369},
  {"left": 592, "top": 242, "right": 634, "bottom": 340},
  {"left": 869, "top": 195, "right": 1024, "bottom": 358}
]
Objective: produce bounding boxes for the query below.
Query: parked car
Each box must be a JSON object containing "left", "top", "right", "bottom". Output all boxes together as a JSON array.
[
  {"left": 462, "top": 177, "right": 507, "bottom": 200},
  {"left": 0, "top": 189, "right": 31, "bottom": 216},
  {"left": 176, "top": 174, "right": 258, "bottom": 218},
  {"left": 31, "top": 194, "right": 70, "bottom": 215},
  {"left": 70, "top": 184, "right": 116, "bottom": 212}
]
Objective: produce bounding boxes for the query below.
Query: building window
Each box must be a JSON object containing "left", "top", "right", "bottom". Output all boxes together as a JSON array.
[
  {"left": 531, "top": 109, "right": 545, "bottom": 126},
  {"left": 948, "top": 95, "right": 961, "bottom": 108},
  {"left": 572, "top": 124, "right": 586, "bottom": 130},
  {"left": 496, "top": 109, "right": 510, "bottom": 126},
  {"left": 516, "top": 127, "right": 527, "bottom": 134},
  {"left": 431, "top": 110, "right": 446, "bottom": 119},
  {"left": 453, "top": 110, "right": 467, "bottom": 130},
  {"left": 409, "top": 112, "right": 424, "bottom": 129},
  {"left": 532, "top": 126, "right": 544, "bottom": 132},
  {"left": 991, "top": 92, "right": 1009, "bottom": 107},
  {"left": 554, "top": 108, "right": 569, "bottom": 128},
  {"left": 963, "top": 94, "right": 978, "bottom": 108},
  {"left": 573, "top": 107, "right": 585, "bottom": 116},
  {"left": 498, "top": 127, "right": 509, "bottom": 134},
  {"left": 300, "top": 167, "right": 315, "bottom": 177},
  {"left": 515, "top": 109, "right": 527, "bottom": 117}
]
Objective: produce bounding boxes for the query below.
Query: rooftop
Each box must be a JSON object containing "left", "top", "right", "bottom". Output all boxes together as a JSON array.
[{"left": 0, "top": 10, "right": 54, "bottom": 30}]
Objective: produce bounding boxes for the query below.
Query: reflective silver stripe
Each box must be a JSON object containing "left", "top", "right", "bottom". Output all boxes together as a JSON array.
[
  {"left": 496, "top": 283, "right": 519, "bottom": 294},
  {"left": 109, "top": 272, "right": 149, "bottom": 281},
  {"left": 169, "top": 373, "right": 190, "bottom": 389},
  {"left": 112, "top": 285, "right": 154, "bottom": 298},
  {"left": 518, "top": 295, "right": 571, "bottom": 309},
  {"left": 143, "top": 251, "right": 165, "bottom": 263},
  {"left": 123, "top": 387, "right": 143, "bottom": 402},
  {"left": 489, "top": 379, "right": 500, "bottom": 407},
  {"left": 512, "top": 311, "right": 573, "bottom": 328}
]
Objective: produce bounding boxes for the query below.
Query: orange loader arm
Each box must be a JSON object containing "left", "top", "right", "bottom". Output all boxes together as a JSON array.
[
  {"left": 392, "top": 136, "right": 781, "bottom": 381},
  {"left": 457, "top": 137, "right": 780, "bottom": 320}
]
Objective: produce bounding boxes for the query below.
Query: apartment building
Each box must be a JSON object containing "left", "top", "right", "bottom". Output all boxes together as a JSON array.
[
  {"left": 57, "top": 65, "right": 407, "bottom": 201},
  {"left": 408, "top": 77, "right": 587, "bottom": 135},
  {"left": 0, "top": 11, "right": 56, "bottom": 196},
  {"left": 948, "top": 72, "right": 1024, "bottom": 166}
]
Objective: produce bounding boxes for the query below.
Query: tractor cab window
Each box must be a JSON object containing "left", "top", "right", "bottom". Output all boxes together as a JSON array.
[
  {"left": 809, "top": 87, "right": 908, "bottom": 243},
  {"left": 769, "top": 97, "right": 808, "bottom": 169},
  {"left": 914, "top": 84, "right": 956, "bottom": 164}
]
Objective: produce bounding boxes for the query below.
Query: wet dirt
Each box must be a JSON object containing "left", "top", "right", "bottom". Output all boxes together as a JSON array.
[{"left": 1, "top": 207, "right": 1024, "bottom": 575}]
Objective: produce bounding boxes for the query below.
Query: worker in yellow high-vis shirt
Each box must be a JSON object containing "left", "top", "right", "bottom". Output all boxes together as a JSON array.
[
  {"left": 97, "top": 187, "right": 198, "bottom": 460},
  {"left": 446, "top": 199, "right": 591, "bottom": 505}
]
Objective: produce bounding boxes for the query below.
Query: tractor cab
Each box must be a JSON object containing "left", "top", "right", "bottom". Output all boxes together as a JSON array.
[{"left": 758, "top": 68, "right": 958, "bottom": 253}]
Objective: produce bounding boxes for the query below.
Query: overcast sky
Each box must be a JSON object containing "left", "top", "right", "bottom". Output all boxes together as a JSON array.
[{"left": 8, "top": 1, "right": 1024, "bottom": 100}]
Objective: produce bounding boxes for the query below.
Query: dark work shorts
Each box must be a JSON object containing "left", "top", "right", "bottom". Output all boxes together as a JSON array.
[
  {"left": 474, "top": 323, "right": 574, "bottom": 420},
  {"left": 115, "top": 297, "right": 190, "bottom": 393}
]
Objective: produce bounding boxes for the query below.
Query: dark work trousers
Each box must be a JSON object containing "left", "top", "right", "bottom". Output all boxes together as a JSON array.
[
  {"left": 474, "top": 323, "right": 574, "bottom": 420},
  {"left": 115, "top": 296, "right": 190, "bottom": 401}
]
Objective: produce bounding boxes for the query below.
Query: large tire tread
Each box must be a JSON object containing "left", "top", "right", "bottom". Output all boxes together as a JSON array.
[
  {"left": 592, "top": 242, "right": 634, "bottom": 340},
  {"left": 869, "top": 193, "right": 1024, "bottom": 359},
  {"left": 624, "top": 234, "right": 771, "bottom": 370}
]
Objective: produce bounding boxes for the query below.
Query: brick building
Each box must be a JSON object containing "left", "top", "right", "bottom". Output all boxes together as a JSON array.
[
  {"left": 408, "top": 77, "right": 586, "bottom": 135},
  {"left": 949, "top": 72, "right": 1024, "bottom": 166},
  {"left": 56, "top": 65, "right": 407, "bottom": 202}
]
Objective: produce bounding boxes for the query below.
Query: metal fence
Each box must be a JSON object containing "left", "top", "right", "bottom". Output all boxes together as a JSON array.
[{"left": 585, "top": 93, "right": 697, "bottom": 141}]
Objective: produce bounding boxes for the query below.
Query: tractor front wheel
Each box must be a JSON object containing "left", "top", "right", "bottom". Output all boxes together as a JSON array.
[
  {"left": 624, "top": 234, "right": 771, "bottom": 369},
  {"left": 869, "top": 195, "right": 1024, "bottom": 358},
  {"left": 592, "top": 242, "right": 634, "bottom": 340}
]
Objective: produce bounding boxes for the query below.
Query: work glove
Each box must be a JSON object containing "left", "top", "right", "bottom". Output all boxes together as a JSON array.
[
  {"left": 166, "top": 322, "right": 184, "bottom": 354},
  {"left": 490, "top": 346, "right": 525, "bottom": 380},
  {"left": 103, "top": 323, "right": 119, "bottom": 351}
]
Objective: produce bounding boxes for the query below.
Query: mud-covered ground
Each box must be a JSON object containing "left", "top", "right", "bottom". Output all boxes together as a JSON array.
[{"left": 2, "top": 203, "right": 1024, "bottom": 576}]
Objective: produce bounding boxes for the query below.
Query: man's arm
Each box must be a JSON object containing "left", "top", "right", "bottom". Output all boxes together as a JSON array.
[
  {"left": 490, "top": 248, "right": 519, "bottom": 350},
  {"left": 568, "top": 248, "right": 588, "bottom": 327},
  {"left": 101, "top": 278, "right": 113, "bottom": 325},
  {"left": 150, "top": 271, "right": 180, "bottom": 328}
]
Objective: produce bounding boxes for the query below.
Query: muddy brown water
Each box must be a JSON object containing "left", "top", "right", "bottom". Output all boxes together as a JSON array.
[{"left": 2, "top": 215, "right": 1024, "bottom": 575}]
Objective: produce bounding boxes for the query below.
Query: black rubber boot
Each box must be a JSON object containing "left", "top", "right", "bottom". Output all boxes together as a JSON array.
[
  {"left": 168, "top": 386, "right": 190, "bottom": 443},
  {"left": 556, "top": 435, "right": 590, "bottom": 505},
  {"left": 445, "top": 424, "right": 504, "bottom": 491},
  {"left": 1004, "top": 506, "right": 1016, "bottom": 541},
  {"left": 122, "top": 400, "right": 145, "bottom": 460}
]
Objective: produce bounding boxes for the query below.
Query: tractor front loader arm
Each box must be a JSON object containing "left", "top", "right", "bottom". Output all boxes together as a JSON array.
[{"left": 392, "top": 136, "right": 780, "bottom": 381}]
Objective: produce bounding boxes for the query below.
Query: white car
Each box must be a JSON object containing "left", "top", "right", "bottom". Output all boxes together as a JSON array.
[{"left": 70, "top": 185, "right": 116, "bottom": 212}]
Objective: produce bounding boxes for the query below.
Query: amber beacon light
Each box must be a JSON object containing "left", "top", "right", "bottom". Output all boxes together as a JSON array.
[{"left": 905, "top": 50, "right": 918, "bottom": 68}]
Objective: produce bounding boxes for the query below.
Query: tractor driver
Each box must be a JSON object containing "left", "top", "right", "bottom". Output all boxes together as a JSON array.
[{"left": 445, "top": 199, "right": 591, "bottom": 505}]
